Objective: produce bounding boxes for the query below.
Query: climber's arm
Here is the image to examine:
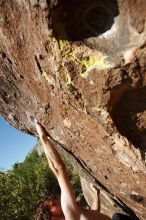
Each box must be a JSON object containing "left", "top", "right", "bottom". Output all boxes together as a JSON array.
[
  {"left": 42, "top": 136, "right": 79, "bottom": 219},
  {"left": 90, "top": 185, "right": 101, "bottom": 212},
  {"left": 39, "top": 134, "right": 65, "bottom": 176},
  {"left": 35, "top": 120, "right": 79, "bottom": 220}
]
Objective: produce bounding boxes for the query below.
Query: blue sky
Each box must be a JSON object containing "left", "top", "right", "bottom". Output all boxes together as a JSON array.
[{"left": 0, "top": 116, "right": 37, "bottom": 171}]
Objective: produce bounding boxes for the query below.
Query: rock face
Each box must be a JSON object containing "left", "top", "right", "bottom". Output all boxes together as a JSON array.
[{"left": 0, "top": 0, "right": 146, "bottom": 219}]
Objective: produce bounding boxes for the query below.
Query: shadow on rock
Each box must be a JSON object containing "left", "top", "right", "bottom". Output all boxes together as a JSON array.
[
  {"left": 50, "top": 0, "right": 119, "bottom": 41},
  {"left": 111, "top": 86, "right": 146, "bottom": 153}
]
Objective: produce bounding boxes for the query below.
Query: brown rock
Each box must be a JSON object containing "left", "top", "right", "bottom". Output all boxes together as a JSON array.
[{"left": 0, "top": 0, "right": 146, "bottom": 219}]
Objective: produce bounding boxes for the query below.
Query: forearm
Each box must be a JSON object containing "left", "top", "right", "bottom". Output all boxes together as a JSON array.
[
  {"left": 91, "top": 187, "right": 100, "bottom": 212},
  {"left": 91, "top": 196, "right": 99, "bottom": 211},
  {"left": 40, "top": 135, "right": 65, "bottom": 170}
]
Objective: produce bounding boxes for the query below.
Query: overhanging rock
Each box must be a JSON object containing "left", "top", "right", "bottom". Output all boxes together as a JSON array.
[{"left": 0, "top": 0, "right": 146, "bottom": 219}]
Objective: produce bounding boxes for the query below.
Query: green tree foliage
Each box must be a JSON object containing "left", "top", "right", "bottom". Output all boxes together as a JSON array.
[{"left": 0, "top": 148, "right": 82, "bottom": 220}]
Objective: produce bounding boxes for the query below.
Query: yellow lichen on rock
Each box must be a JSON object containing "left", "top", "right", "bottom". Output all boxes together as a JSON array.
[
  {"left": 59, "top": 39, "right": 70, "bottom": 53},
  {"left": 51, "top": 36, "right": 111, "bottom": 80},
  {"left": 70, "top": 46, "right": 111, "bottom": 78},
  {"left": 52, "top": 36, "right": 71, "bottom": 56},
  {"left": 64, "top": 73, "right": 72, "bottom": 85},
  {"left": 42, "top": 71, "right": 47, "bottom": 79}
]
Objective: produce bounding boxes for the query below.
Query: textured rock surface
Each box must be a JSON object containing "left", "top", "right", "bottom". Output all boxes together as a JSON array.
[{"left": 0, "top": 0, "right": 146, "bottom": 219}]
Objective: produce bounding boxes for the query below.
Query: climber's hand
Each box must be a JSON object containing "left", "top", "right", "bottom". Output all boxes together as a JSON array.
[
  {"left": 35, "top": 119, "right": 47, "bottom": 139},
  {"left": 90, "top": 183, "right": 100, "bottom": 196}
]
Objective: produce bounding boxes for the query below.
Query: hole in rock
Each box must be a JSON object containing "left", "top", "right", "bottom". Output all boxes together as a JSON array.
[
  {"left": 51, "top": 0, "right": 119, "bottom": 41},
  {"left": 130, "top": 194, "right": 144, "bottom": 203},
  {"left": 111, "top": 87, "right": 146, "bottom": 152}
]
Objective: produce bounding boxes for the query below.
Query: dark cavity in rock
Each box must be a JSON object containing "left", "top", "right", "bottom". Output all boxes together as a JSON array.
[
  {"left": 51, "top": 0, "right": 119, "bottom": 41},
  {"left": 111, "top": 87, "right": 146, "bottom": 152}
]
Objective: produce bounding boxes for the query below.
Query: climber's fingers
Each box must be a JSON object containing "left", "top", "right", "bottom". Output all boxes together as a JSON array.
[
  {"left": 35, "top": 119, "right": 47, "bottom": 138},
  {"left": 90, "top": 183, "right": 100, "bottom": 195}
]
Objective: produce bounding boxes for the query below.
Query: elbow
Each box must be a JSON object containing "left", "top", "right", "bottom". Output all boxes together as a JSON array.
[{"left": 57, "top": 163, "right": 66, "bottom": 172}]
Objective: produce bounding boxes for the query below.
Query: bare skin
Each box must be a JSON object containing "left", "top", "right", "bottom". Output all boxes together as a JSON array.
[
  {"left": 90, "top": 184, "right": 101, "bottom": 212},
  {"left": 35, "top": 120, "right": 111, "bottom": 220}
]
